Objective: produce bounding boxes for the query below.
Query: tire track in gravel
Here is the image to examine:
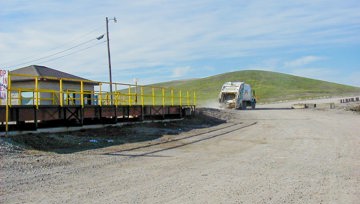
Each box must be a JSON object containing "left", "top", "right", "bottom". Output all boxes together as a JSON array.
[
  {"left": 2, "top": 121, "right": 258, "bottom": 191},
  {"left": 105, "top": 121, "right": 257, "bottom": 157}
]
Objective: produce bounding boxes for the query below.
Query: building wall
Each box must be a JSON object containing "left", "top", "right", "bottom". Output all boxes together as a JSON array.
[
  {"left": 11, "top": 80, "right": 95, "bottom": 105},
  {"left": 10, "top": 81, "right": 38, "bottom": 105}
]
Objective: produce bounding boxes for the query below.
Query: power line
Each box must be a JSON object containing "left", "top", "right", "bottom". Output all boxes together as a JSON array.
[
  {"left": 8, "top": 34, "right": 105, "bottom": 68},
  {"left": 3, "top": 25, "right": 103, "bottom": 66},
  {"left": 36, "top": 40, "right": 106, "bottom": 64},
  {"left": 50, "top": 25, "right": 103, "bottom": 50}
]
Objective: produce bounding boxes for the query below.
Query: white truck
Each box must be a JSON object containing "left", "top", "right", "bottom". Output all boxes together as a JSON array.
[{"left": 218, "top": 82, "right": 256, "bottom": 109}]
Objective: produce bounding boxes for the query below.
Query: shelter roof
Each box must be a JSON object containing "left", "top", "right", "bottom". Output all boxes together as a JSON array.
[{"left": 10, "top": 65, "right": 93, "bottom": 83}]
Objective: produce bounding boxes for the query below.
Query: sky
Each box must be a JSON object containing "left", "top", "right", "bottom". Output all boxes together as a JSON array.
[{"left": 1, "top": 0, "right": 360, "bottom": 86}]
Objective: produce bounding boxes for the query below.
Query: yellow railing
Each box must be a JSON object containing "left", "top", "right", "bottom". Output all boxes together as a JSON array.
[{"left": 2, "top": 73, "right": 196, "bottom": 107}]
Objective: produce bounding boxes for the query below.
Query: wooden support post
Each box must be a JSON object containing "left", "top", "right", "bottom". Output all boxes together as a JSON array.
[{"left": 34, "top": 106, "right": 38, "bottom": 130}]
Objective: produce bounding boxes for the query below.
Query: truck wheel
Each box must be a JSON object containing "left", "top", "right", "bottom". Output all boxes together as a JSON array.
[{"left": 242, "top": 101, "right": 247, "bottom": 110}]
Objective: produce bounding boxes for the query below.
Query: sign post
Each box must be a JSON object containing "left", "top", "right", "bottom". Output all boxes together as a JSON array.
[{"left": 0, "top": 70, "right": 9, "bottom": 133}]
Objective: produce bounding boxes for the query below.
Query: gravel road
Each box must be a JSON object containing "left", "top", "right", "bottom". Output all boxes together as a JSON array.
[{"left": 1, "top": 100, "right": 359, "bottom": 204}]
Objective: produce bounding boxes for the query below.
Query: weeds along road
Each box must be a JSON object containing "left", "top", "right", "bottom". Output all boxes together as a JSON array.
[{"left": 1, "top": 103, "right": 360, "bottom": 204}]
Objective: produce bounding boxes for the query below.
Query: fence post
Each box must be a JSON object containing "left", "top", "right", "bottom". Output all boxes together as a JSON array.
[
  {"left": 141, "top": 86, "right": 144, "bottom": 107},
  {"left": 179, "top": 90, "right": 182, "bottom": 106},
  {"left": 59, "top": 79, "right": 63, "bottom": 107},
  {"left": 18, "top": 90, "right": 21, "bottom": 105},
  {"left": 80, "top": 81, "right": 84, "bottom": 107},
  {"left": 114, "top": 83, "right": 118, "bottom": 106},
  {"left": 5, "top": 72, "right": 10, "bottom": 133},
  {"left": 187, "top": 91, "right": 189, "bottom": 106},
  {"left": 35, "top": 76, "right": 39, "bottom": 109},
  {"left": 193, "top": 91, "right": 196, "bottom": 106},
  {"left": 152, "top": 87, "right": 155, "bottom": 106},
  {"left": 162, "top": 88, "right": 165, "bottom": 107},
  {"left": 128, "top": 85, "right": 131, "bottom": 106},
  {"left": 171, "top": 88, "right": 174, "bottom": 106},
  {"left": 8, "top": 74, "right": 11, "bottom": 107},
  {"left": 99, "top": 83, "right": 102, "bottom": 106}
]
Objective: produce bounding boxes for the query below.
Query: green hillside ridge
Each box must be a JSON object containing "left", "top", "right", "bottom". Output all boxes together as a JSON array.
[{"left": 150, "top": 70, "right": 360, "bottom": 104}]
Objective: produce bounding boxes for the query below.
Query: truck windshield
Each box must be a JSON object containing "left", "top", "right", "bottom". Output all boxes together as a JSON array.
[{"left": 223, "top": 93, "right": 235, "bottom": 101}]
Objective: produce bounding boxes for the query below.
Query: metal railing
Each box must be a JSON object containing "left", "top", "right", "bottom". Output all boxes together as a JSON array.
[{"left": 1, "top": 73, "right": 196, "bottom": 108}]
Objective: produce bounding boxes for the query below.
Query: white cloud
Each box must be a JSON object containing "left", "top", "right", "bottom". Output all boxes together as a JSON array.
[
  {"left": 0, "top": 0, "right": 359, "bottom": 84},
  {"left": 346, "top": 71, "right": 360, "bottom": 87},
  {"left": 284, "top": 56, "right": 325, "bottom": 68},
  {"left": 290, "top": 67, "right": 360, "bottom": 87},
  {"left": 171, "top": 66, "right": 191, "bottom": 78}
]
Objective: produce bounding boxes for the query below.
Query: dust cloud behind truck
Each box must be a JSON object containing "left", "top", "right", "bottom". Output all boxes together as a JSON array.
[{"left": 218, "top": 82, "right": 256, "bottom": 109}]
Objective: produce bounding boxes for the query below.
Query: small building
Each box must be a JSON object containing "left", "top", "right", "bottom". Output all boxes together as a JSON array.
[{"left": 10, "top": 65, "right": 97, "bottom": 105}]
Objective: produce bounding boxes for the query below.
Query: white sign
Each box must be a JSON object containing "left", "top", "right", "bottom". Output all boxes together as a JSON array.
[{"left": 0, "top": 70, "right": 8, "bottom": 102}]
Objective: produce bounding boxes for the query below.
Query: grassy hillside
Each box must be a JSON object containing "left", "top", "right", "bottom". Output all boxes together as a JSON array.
[{"left": 152, "top": 70, "right": 360, "bottom": 104}]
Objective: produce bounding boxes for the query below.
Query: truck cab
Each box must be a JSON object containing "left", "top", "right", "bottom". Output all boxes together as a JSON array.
[{"left": 218, "top": 82, "right": 256, "bottom": 109}]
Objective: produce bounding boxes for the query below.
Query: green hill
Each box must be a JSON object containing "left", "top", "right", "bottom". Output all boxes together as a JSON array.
[{"left": 151, "top": 70, "right": 360, "bottom": 104}]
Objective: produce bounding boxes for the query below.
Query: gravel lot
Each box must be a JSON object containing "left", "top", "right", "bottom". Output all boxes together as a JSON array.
[{"left": 1, "top": 99, "right": 359, "bottom": 204}]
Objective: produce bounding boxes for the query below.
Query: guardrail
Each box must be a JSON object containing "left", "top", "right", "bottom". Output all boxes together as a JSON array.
[
  {"left": 0, "top": 73, "right": 196, "bottom": 108},
  {"left": 340, "top": 97, "right": 360, "bottom": 103}
]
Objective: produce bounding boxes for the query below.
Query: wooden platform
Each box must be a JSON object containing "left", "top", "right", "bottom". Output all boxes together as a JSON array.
[{"left": 0, "top": 105, "right": 195, "bottom": 131}]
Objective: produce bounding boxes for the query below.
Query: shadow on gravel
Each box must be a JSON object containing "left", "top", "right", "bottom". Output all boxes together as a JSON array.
[
  {"left": 250, "top": 108, "right": 292, "bottom": 110},
  {"left": 104, "top": 122, "right": 257, "bottom": 157},
  {"left": 9, "top": 108, "right": 226, "bottom": 154}
]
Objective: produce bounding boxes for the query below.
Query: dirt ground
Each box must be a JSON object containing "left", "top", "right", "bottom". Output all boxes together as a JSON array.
[{"left": 1, "top": 99, "right": 359, "bottom": 204}]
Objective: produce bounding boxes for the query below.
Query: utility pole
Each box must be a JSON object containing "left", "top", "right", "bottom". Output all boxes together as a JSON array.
[{"left": 106, "top": 17, "right": 116, "bottom": 105}]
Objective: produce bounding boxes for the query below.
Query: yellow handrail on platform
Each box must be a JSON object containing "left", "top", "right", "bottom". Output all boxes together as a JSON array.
[{"left": 5, "top": 72, "right": 196, "bottom": 107}]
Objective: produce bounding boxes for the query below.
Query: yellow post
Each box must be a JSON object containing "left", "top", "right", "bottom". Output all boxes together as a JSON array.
[
  {"left": 66, "top": 90, "right": 68, "bottom": 105},
  {"left": 171, "top": 88, "right": 174, "bottom": 106},
  {"left": 118, "top": 91, "right": 124, "bottom": 105},
  {"left": 187, "top": 91, "right": 189, "bottom": 106},
  {"left": 5, "top": 94, "right": 9, "bottom": 133},
  {"left": 80, "top": 81, "right": 84, "bottom": 107},
  {"left": 114, "top": 83, "right": 118, "bottom": 106},
  {"left": 128, "top": 85, "right": 131, "bottom": 106},
  {"left": 162, "top": 88, "right": 165, "bottom": 107},
  {"left": 141, "top": 86, "right": 144, "bottom": 107},
  {"left": 5, "top": 72, "right": 10, "bottom": 133},
  {"left": 99, "top": 83, "right": 102, "bottom": 106},
  {"left": 194, "top": 91, "right": 196, "bottom": 106},
  {"left": 8, "top": 75, "right": 11, "bottom": 107},
  {"left": 179, "top": 90, "right": 182, "bottom": 106},
  {"left": 59, "top": 79, "right": 63, "bottom": 107},
  {"left": 18, "top": 90, "right": 21, "bottom": 105},
  {"left": 152, "top": 87, "right": 155, "bottom": 106},
  {"left": 35, "top": 76, "right": 39, "bottom": 109}
]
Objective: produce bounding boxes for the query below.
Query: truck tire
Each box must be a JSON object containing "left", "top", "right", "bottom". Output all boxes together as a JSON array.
[{"left": 242, "top": 101, "right": 247, "bottom": 110}]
